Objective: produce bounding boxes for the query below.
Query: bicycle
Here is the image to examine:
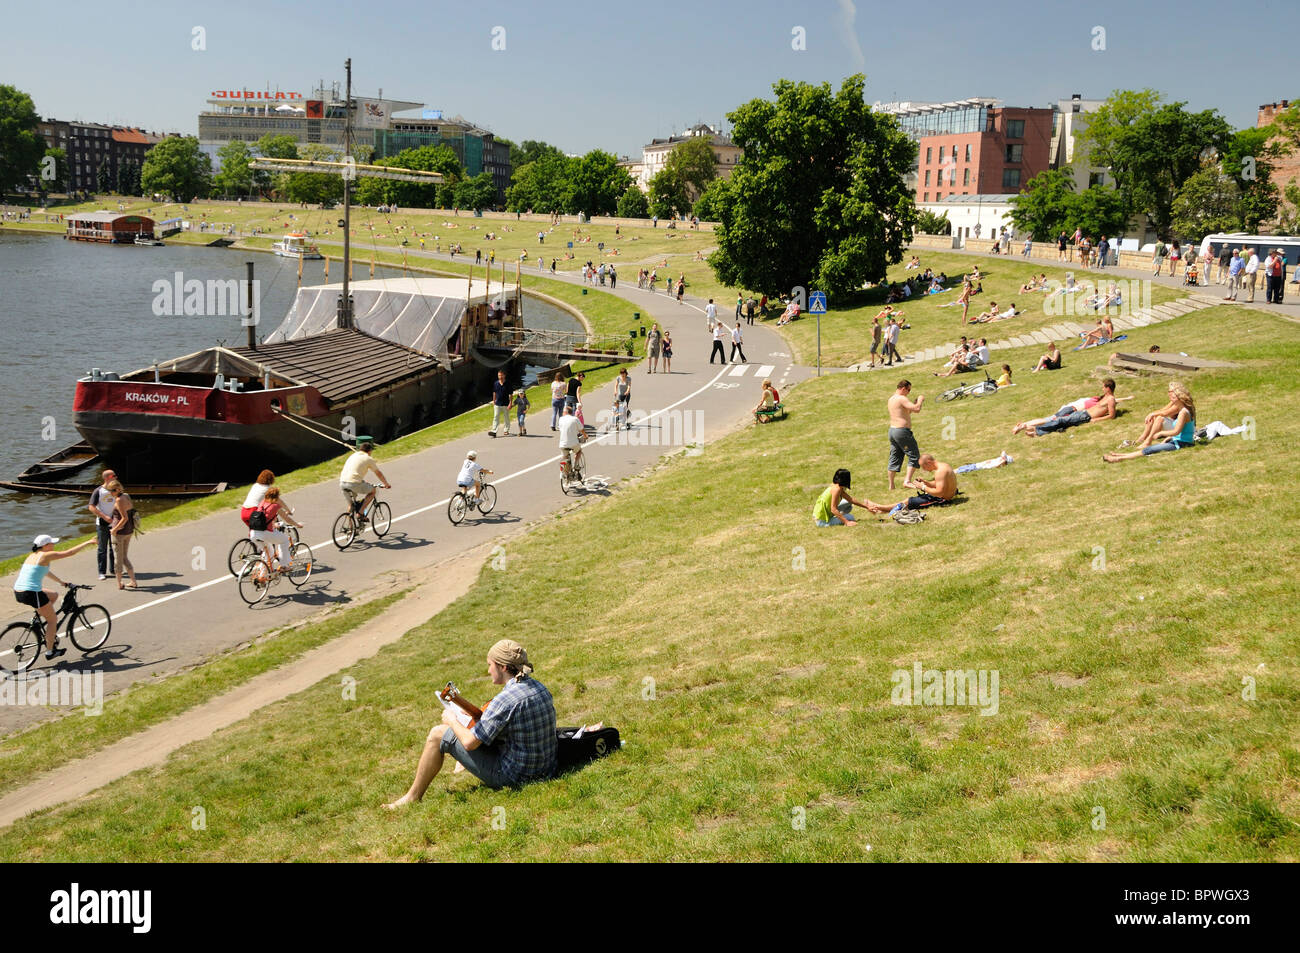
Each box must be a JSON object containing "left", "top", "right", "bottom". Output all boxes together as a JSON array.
[
  {"left": 236, "top": 539, "right": 315, "bottom": 605},
  {"left": 447, "top": 481, "right": 498, "bottom": 525},
  {"left": 332, "top": 487, "right": 392, "bottom": 550},
  {"left": 0, "top": 584, "right": 111, "bottom": 673},
  {"left": 940, "top": 369, "right": 1000, "bottom": 401},
  {"left": 559, "top": 446, "right": 587, "bottom": 495},
  {"left": 228, "top": 523, "right": 299, "bottom": 577}
]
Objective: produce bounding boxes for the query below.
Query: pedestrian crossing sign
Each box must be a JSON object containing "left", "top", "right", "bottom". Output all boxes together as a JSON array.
[{"left": 809, "top": 291, "right": 828, "bottom": 313}]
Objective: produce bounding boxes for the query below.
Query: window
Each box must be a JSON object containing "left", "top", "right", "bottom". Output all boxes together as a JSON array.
[
  {"left": 948, "top": 165, "right": 956, "bottom": 185},
  {"left": 922, "top": 191, "right": 929, "bottom": 202},
  {"left": 926, "top": 147, "right": 932, "bottom": 164},
  {"left": 925, "top": 170, "right": 931, "bottom": 186},
  {"left": 1007, "top": 119, "right": 1025, "bottom": 139},
  {"left": 965, "top": 143, "right": 972, "bottom": 162},
  {"left": 951, "top": 144, "right": 958, "bottom": 159},
  {"left": 1002, "top": 168, "right": 1021, "bottom": 189},
  {"left": 1088, "top": 171, "right": 1105, "bottom": 188},
  {"left": 963, "top": 168, "right": 970, "bottom": 186},
  {"left": 1005, "top": 144, "right": 1023, "bottom": 163}
]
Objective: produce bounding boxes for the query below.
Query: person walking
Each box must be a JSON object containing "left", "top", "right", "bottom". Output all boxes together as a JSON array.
[
  {"left": 86, "top": 469, "right": 117, "bottom": 580},
  {"left": 661, "top": 331, "right": 673, "bottom": 373},
  {"left": 609, "top": 264, "right": 617, "bottom": 289},
  {"left": 705, "top": 298, "right": 717, "bottom": 330},
  {"left": 884, "top": 317, "right": 903, "bottom": 366},
  {"left": 488, "top": 369, "right": 511, "bottom": 437},
  {"left": 1263, "top": 248, "right": 1284, "bottom": 303},
  {"left": 614, "top": 367, "right": 632, "bottom": 429},
  {"left": 730, "top": 321, "right": 747, "bottom": 364},
  {"left": 564, "top": 371, "right": 584, "bottom": 414},
  {"left": 549, "top": 372, "right": 567, "bottom": 431},
  {"left": 869, "top": 315, "right": 882, "bottom": 368},
  {"left": 735, "top": 294, "right": 743, "bottom": 323},
  {"left": 709, "top": 321, "right": 727, "bottom": 364},
  {"left": 1225, "top": 249, "right": 1244, "bottom": 301},
  {"left": 745, "top": 297, "right": 756, "bottom": 325},
  {"left": 1152, "top": 239, "right": 1166, "bottom": 276},
  {"left": 646, "top": 322, "right": 662, "bottom": 373},
  {"left": 1097, "top": 235, "right": 1109, "bottom": 270},
  {"left": 675, "top": 275, "right": 686, "bottom": 304},
  {"left": 1243, "top": 247, "right": 1259, "bottom": 302},
  {"left": 106, "top": 479, "right": 139, "bottom": 590}
]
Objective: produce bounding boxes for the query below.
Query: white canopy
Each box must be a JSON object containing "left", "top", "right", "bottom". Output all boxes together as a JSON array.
[{"left": 264, "top": 277, "right": 511, "bottom": 361}]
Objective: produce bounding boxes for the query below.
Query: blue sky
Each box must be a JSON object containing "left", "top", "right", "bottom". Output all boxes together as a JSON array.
[{"left": 7, "top": 0, "right": 1295, "bottom": 155}]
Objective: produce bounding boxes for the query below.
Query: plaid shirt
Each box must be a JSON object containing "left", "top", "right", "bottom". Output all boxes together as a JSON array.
[{"left": 473, "top": 676, "right": 557, "bottom": 785}]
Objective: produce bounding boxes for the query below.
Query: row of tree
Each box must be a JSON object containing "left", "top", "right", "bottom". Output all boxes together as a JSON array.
[{"left": 1011, "top": 89, "right": 1300, "bottom": 242}]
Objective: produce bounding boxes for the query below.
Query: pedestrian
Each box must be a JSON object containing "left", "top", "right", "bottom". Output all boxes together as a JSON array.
[
  {"left": 1097, "top": 235, "right": 1109, "bottom": 269},
  {"left": 609, "top": 264, "right": 617, "bottom": 289},
  {"left": 869, "top": 315, "right": 882, "bottom": 368},
  {"left": 1057, "top": 230, "right": 1069, "bottom": 262},
  {"left": 1152, "top": 238, "right": 1166, "bottom": 275},
  {"left": 1224, "top": 249, "right": 1243, "bottom": 300},
  {"left": 745, "top": 297, "right": 756, "bottom": 325},
  {"left": 661, "top": 331, "right": 673, "bottom": 373},
  {"left": 886, "top": 380, "right": 925, "bottom": 491},
  {"left": 106, "top": 479, "right": 139, "bottom": 590},
  {"left": 489, "top": 369, "right": 511, "bottom": 436},
  {"left": 1265, "top": 248, "right": 1286, "bottom": 303},
  {"left": 1022, "top": 237, "right": 1032, "bottom": 257},
  {"left": 884, "top": 317, "right": 903, "bottom": 365},
  {"left": 646, "top": 322, "right": 662, "bottom": 373},
  {"left": 550, "top": 372, "right": 567, "bottom": 430},
  {"left": 705, "top": 297, "right": 717, "bottom": 330},
  {"left": 564, "top": 371, "right": 584, "bottom": 414},
  {"left": 1243, "top": 247, "right": 1259, "bottom": 302},
  {"left": 676, "top": 275, "right": 685, "bottom": 304},
  {"left": 614, "top": 368, "right": 632, "bottom": 429},
  {"left": 735, "top": 294, "right": 743, "bottom": 322},
  {"left": 87, "top": 469, "right": 117, "bottom": 580},
  {"left": 709, "top": 321, "right": 727, "bottom": 364},
  {"left": 551, "top": 258, "right": 557, "bottom": 274},
  {"left": 730, "top": 321, "right": 747, "bottom": 363},
  {"left": 511, "top": 388, "right": 530, "bottom": 436},
  {"left": 1168, "top": 241, "right": 1181, "bottom": 277}
]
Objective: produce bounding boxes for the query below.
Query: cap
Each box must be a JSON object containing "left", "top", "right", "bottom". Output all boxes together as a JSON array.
[
  {"left": 33, "top": 534, "right": 59, "bottom": 548},
  {"left": 466, "top": 449, "right": 477, "bottom": 460}
]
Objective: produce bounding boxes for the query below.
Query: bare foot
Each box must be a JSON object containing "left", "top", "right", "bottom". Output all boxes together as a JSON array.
[
  {"left": 452, "top": 762, "right": 466, "bottom": 774},
  {"left": 383, "top": 794, "right": 418, "bottom": 810},
  {"left": 1011, "top": 423, "right": 1025, "bottom": 435}
]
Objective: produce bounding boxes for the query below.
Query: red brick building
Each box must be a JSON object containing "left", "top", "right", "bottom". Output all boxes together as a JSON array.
[
  {"left": 1258, "top": 100, "right": 1300, "bottom": 193},
  {"left": 916, "top": 106, "right": 1053, "bottom": 204}
]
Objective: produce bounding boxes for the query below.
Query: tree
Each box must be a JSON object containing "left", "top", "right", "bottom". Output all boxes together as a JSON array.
[
  {"left": 1222, "top": 127, "right": 1281, "bottom": 233},
  {"left": 709, "top": 74, "right": 916, "bottom": 300},
  {"left": 141, "top": 136, "right": 212, "bottom": 201},
  {"left": 454, "top": 171, "right": 496, "bottom": 211},
  {"left": 648, "top": 167, "right": 690, "bottom": 218},
  {"left": 356, "top": 144, "right": 462, "bottom": 208},
  {"left": 1069, "top": 186, "right": 1130, "bottom": 241},
  {"left": 253, "top": 133, "right": 298, "bottom": 196},
  {"left": 663, "top": 135, "right": 718, "bottom": 200},
  {"left": 212, "top": 139, "right": 254, "bottom": 197},
  {"left": 569, "top": 150, "right": 632, "bottom": 217},
  {"left": 96, "top": 160, "right": 112, "bottom": 194},
  {"left": 1170, "top": 165, "right": 1241, "bottom": 239},
  {"left": 915, "top": 208, "right": 952, "bottom": 235},
  {"left": 516, "top": 139, "right": 564, "bottom": 168},
  {"left": 506, "top": 152, "right": 576, "bottom": 213},
  {"left": 616, "top": 185, "right": 649, "bottom": 218},
  {"left": 116, "top": 158, "right": 132, "bottom": 195},
  {"left": 282, "top": 143, "right": 343, "bottom": 205},
  {"left": 1009, "top": 168, "right": 1076, "bottom": 240},
  {"left": 690, "top": 178, "right": 727, "bottom": 221},
  {"left": 0, "top": 84, "right": 45, "bottom": 195},
  {"left": 40, "top": 147, "right": 68, "bottom": 192}
]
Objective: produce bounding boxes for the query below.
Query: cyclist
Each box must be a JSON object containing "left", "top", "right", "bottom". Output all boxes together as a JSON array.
[
  {"left": 12, "top": 534, "right": 95, "bottom": 659},
  {"left": 240, "top": 469, "right": 275, "bottom": 527},
  {"left": 614, "top": 367, "right": 632, "bottom": 429},
  {"left": 456, "top": 450, "right": 493, "bottom": 507},
  {"left": 557, "top": 405, "right": 585, "bottom": 479},
  {"left": 247, "top": 487, "right": 304, "bottom": 573},
  {"left": 340, "top": 440, "right": 391, "bottom": 522}
]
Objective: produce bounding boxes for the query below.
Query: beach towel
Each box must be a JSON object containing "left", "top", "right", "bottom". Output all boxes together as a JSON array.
[{"left": 1073, "top": 333, "right": 1127, "bottom": 351}]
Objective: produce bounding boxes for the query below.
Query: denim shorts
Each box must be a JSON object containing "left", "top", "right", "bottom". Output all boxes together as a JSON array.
[
  {"left": 439, "top": 727, "right": 510, "bottom": 789},
  {"left": 1142, "top": 441, "right": 1188, "bottom": 455}
]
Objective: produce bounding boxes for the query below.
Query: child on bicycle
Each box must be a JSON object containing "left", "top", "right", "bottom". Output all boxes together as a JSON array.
[{"left": 456, "top": 450, "right": 493, "bottom": 506}]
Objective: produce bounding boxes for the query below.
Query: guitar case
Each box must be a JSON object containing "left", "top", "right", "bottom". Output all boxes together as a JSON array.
[{"left": 556, "top": 726, "right": 621, "bottom": 772}]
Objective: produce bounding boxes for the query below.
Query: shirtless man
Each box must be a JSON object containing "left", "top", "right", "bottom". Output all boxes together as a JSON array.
[
  {"left": 887, "top": 380, "right": 924, "bottom": 490},
  {"left": 887, "top": 453, "right": 956, "bottom": 512},
  {"left": 1012, "top": 379, "right": 1118, "bottom": 437}
]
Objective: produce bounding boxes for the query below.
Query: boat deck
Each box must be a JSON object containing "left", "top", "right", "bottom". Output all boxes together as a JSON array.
[{"left": 231, "top": 328, "right": 439, "bottom": 403}]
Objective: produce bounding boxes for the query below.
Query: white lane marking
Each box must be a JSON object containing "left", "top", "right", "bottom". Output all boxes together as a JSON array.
[
  {"left": 106, "top": 365, "right": 735, "bottom": 621},
  {"left": 727, "top": 364, "right": 749, "bottom": 377},
  {"left": 756, "top": 365, "right": 775, "bottom": 377}
]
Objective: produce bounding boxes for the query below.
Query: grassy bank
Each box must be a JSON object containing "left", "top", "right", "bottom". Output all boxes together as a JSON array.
[{"left": 2, "top": 303, "right": 1294, "bottom": 860}]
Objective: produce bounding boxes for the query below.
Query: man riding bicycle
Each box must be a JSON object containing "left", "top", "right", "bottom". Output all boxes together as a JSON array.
[
  {"left": 340, "top": 440, "right": 391, "bottom": 521},
  {"left": 456, "top": 450, "right": 493, "bottom": 506},
  {"left": 557, "top": 405, "right": 585, "bottom": 476}
]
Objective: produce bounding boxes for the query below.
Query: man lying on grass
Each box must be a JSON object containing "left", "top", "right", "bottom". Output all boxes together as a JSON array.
[
  {"left": 1012, "top": 379, "right": 1118, "bottom": 437},
  {"left": 384, "top": 639, "right": 556, "bottom": 807}
]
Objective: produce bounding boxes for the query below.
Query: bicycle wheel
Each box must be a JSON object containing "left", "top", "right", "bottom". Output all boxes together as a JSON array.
[
  {"left": 560, "top": 465, "right": 577, "bottom": 495},
  {"left": 0, "top": 621, "right": 41, "bottom": 673},
  {"left": 477, "top": 484, "right": 497, "bottom": 515},
  {"left": 940, "top": 388, "right": 960, "bottom": 402},
  {"left": 288, "top": 543, "right": 314, "bottom": 588},
  {"left": 286, "top": 524, "right": 301, "bottom": 546},
  {"left": 370, "top": 501, "right": 392, "bottom": 537},
  {"left": 237, "top": 557, "right": 272, "bottom": 605},
  {"left": 68, "top": 604, "right": 112, "bottom": 652},
  {"left": 332, "top": 512, "right": 357, "bottom": 550},
  {"left": 447, "top": 492, "right": 467, "bottom": 524},
  {"left": 228, "top": 537, "right": 258, "bottom": 577}
]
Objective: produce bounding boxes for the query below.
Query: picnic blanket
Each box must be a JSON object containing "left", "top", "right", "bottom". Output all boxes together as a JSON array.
[{"left": 1074, "top": 333, "right": 1128, "bottom": 351}]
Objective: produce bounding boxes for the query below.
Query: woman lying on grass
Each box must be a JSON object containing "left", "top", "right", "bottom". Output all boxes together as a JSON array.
[{"left": 1103, "top": 382, "right": 1196, "bottom": 462}]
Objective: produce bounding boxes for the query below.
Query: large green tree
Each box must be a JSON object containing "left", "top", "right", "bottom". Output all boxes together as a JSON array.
[
  {"left": 140, "top": 136, "right": 212, "bottom": 201},
  {"left": 569, "top": 150, "right": 632, "bottom": 217},
  {"left": 616, "top": 185, "right": 650, "bottom": 218},
  {"left": 663, "top": 135, "right": 718, "bottom": 201},
  {"left": 282, "top": 143, "right": 344, "bottom": 205},
  {"left": 213, "top": 139, "right": 254, "bottom": 197},
  {"left": 356, "top": 144, "right": 463, "bottom": 208},
  {"left": 1222, "top": 127, "right": 1281, "bottom": 232},
  {"left": 690, "top": 177, "right": 727, "bottom": 221},
  {"left": 253, "top": 133, "right": 298, "bottom": 195},
  {"left": 505, "top": 152, "right": 576, "bottom": 213},
  {"left": 1009, "top": 168, "right": 1076, "bottom": 240},
  {"left": 1170, "top": 165, "right": 1242, "bottom": 239},
  {"left": 709, "top": 74, "right": 916, "bottom": 300},
  {"left": 454, "top": 171, "right": 496, "bottom": 211},
  {"left": 40, "top": 147, "right": 68, "bottom": 192},
  {"left": 0, "top": 84, "right": 45, "bottom": 195},
  {"left": 96, "top": 160, "right": 112, "bottom": 194},
  {"left": 648, "top": 167, "right": 689, "bottom": 218}
]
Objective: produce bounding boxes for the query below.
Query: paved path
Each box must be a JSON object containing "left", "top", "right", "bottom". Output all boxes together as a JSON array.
[{"left": 1, "top": 257, "right": 809, "bottom": 735}]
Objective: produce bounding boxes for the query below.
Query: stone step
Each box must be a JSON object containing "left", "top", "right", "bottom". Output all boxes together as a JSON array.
[
  {"left": 1062, "top": 322, "right": 1089, "bottom": 335},
  {"left": 1031, "top": 330, "right": 1052, "bottom": 345}
]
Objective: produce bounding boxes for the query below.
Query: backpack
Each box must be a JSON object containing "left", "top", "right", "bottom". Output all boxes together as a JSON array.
[
  {"left": 248, "top": 507, "right": 269, "bottom": 531},
  {"left": 556, "top": 725, "right": 621, "bottom": 773}
]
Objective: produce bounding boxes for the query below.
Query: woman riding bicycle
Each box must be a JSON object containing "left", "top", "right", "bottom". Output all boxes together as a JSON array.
[
  {"left": 240, "top": 469, "right": 275, "bottom": 526},
  {"left": 12, "top": 534, "right": 95, "bottom": 660},
  {"left": 248, "top": 488, "right": 303, "bottom": 572}
]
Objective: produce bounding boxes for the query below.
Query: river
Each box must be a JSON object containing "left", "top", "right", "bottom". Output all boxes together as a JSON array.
[{"left": 0, "top": 231, "right": 580, "bottom": 547}]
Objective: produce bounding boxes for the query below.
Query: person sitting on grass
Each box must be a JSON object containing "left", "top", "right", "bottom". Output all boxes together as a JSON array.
[
  {"left": 1012, "top": 379, "right": 1118, "bottom": 437},
  {"left": 937, "top": 342, "right": 975, "bottom": 378},
  {"left": 776, "top": 298, "right": 801, "bottom": 326},
  {"left": 1019, "top": 273, "right": 1047, "bottom": 293},
  {"left": 1104, "top": 381, "right": 1196, "bottom": 461},
  {"left": 995, "top": 363, "right": 1013, "bottom": 387},
  {"left": 1032, "top": 342, "right": 1062, "bottom": 372},
  {"left": 884, "top": 453, "right": 957, "bottom": 513},
  {"left": 384, "top": 639, "right": 557, "bottom": 807},
  {"left": 813, "top": 469, "right": 884, "bottom": 527},
  {"left": 1045, "top": 273, "right": 1081, "bottom": 300},
  {"left": 1084, "top": 282, "right": 1122, "bottom": 312},
  {"left": 970, "top": 300, "right": 1002, "bottom": 323},
  {"left": 905, "top": 255, "right": 921, "bottom": 270},
  {"left": 1080, "top": 315, "right": 1115, "bottom": 347}
]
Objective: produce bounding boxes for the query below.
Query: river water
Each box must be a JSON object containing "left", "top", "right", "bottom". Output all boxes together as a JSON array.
[{"left": 0, "top": 231, "right": 579, "bottom": 547}]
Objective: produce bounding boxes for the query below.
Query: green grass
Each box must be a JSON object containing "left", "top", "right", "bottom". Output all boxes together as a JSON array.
[
  {"left": 1, "top": 303, "right": 1295, "bottom": 860},
  {"left": 0, "top": 589, "right": 408, "bottom": 797}
]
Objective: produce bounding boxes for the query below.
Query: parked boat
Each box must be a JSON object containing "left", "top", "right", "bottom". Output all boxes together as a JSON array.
[
  {"left": 273, "top": 232, "right": 323, "bottom": 259},
  {"left": 13, "top": 440, "right": 100, "bottom": 483},
  {"left": 134, "top": 235, "right": 164, "bottom": 246}
]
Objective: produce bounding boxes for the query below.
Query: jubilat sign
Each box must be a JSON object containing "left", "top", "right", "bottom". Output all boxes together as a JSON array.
[{"left": 210, "top": 90, "right": 304, "bottom": 100}]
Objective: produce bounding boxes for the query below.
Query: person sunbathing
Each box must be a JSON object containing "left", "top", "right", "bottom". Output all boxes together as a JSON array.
[
  {"left": 1080, "top": 316, "right": 1115, "bottom": 347},
  {"left": 1103, "top": 383, "right": 1195, "bottom": 462},
  {"left": 936, "top": 343, "right": 975, "bottom": 378},
  {"left": 1019, "top": 273, "right": 1047, "bottom": 293},
  {"left": 905, "top": 256, "right": 921, "bottom": 270},
  {"left": 1012, "top": 379, "right": 1118, "bottom": 436},
  {"left": 1045, "top": 274, "right": 1081, "bottom": 300},
  {"left": 1032, "top": 342, "right": 1062, "bottom": 372}
]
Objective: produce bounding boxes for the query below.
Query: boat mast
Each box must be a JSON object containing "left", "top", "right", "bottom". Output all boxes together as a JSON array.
[{"left": 339, "top": 57, "right": 353, "bottom": 330}]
